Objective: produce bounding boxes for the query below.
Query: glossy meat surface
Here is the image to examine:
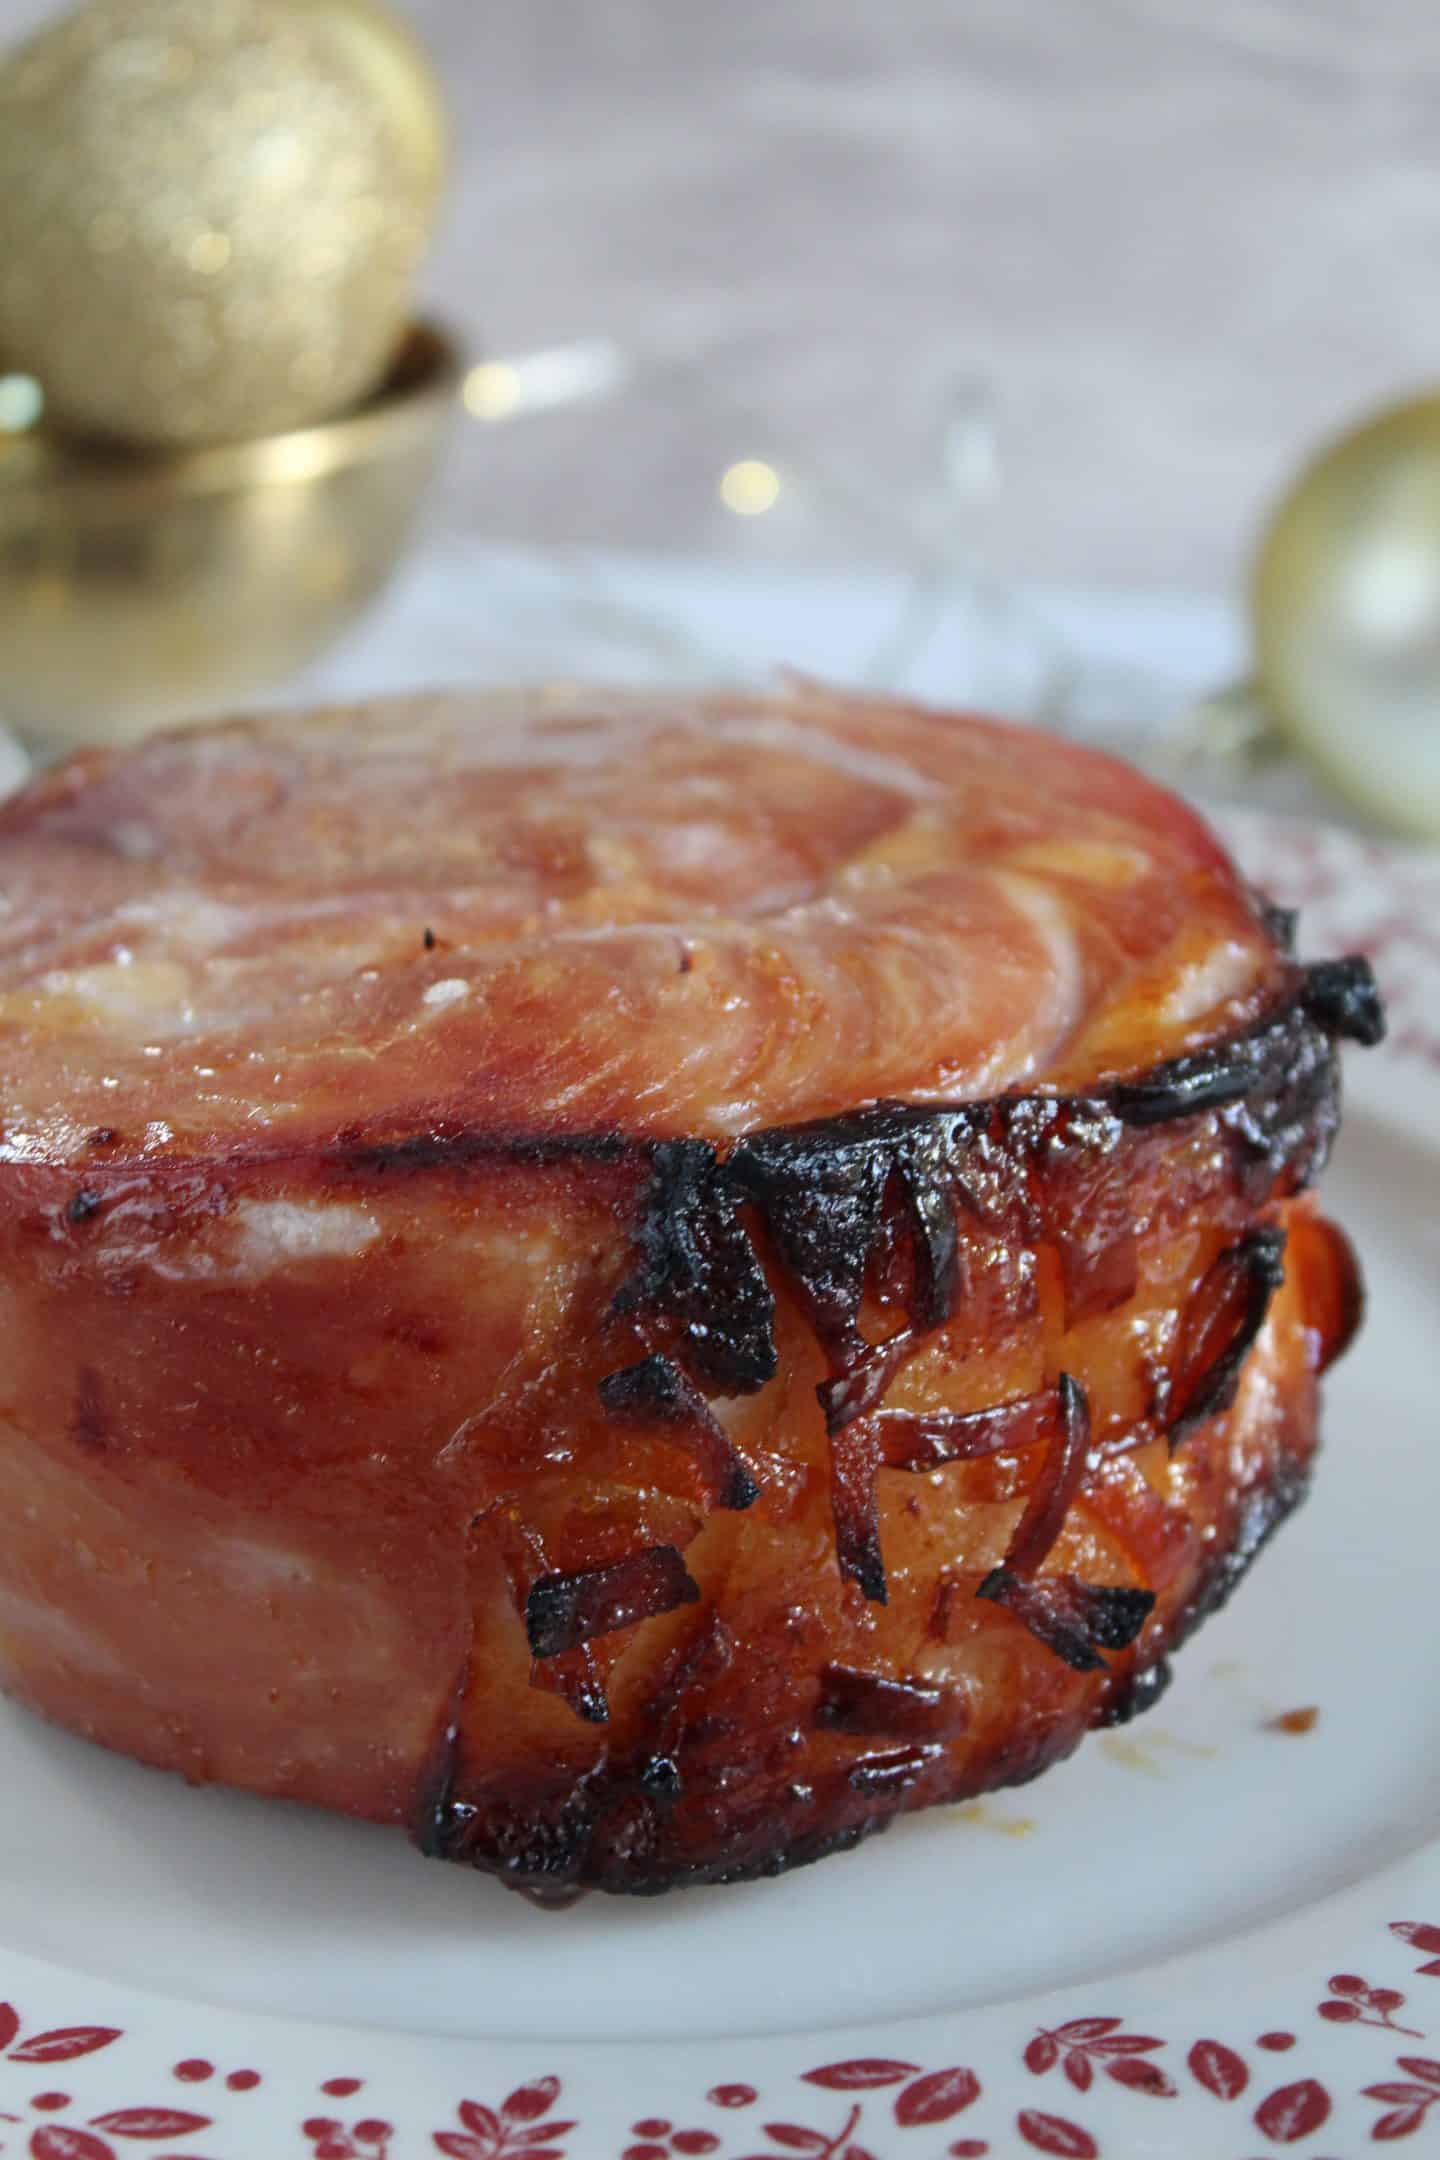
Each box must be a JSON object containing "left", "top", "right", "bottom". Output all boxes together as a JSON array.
[
  {"left": 0, "top": 686, "right": 1285, "bottom": 1157},
  {"left": 0, "top": 689, "right": 1378, "bottom": 1895}
]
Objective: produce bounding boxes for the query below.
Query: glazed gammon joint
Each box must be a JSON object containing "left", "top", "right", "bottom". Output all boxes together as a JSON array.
[{"left": 0, "top": 686, "right": 1382, "bottom": 1897}]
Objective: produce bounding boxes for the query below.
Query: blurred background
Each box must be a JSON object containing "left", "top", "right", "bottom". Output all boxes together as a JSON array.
[
  {"left": 4, "top": 0, "right": 1440, "bottom": 830},
  {"left": 359, "top": 0, "right": 1440, "bottom": 590}
]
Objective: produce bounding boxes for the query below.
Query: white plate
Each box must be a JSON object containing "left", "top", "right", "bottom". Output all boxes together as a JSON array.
[{"left": 0, "top": 813, "right": 1434, "bottom": 2160}]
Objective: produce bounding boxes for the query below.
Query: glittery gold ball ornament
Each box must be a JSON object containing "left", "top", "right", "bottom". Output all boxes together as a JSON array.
[{"left": 0, "top": 0, "right": 447, "bottom": 448}]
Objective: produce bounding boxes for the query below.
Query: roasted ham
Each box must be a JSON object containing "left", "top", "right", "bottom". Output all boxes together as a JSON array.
[{"left": 0, "top": 687, "right": 1380, "bottom": 1895}]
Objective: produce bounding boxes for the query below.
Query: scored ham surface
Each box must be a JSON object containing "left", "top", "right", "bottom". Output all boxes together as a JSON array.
[{"left": 0, "top": 686, "right": 1381, "bottom": 1895}]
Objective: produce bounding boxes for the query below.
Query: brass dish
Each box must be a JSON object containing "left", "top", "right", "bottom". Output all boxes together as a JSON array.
[{"left": 0, "top": 320, "right": 461, "bottom": 754}]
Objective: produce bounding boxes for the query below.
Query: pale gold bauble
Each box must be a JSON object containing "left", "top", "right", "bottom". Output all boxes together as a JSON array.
[
  {"left": 0, "top": 0, "right": 448, "bottom": 447},
  {"left": 1252, "top": 395, "right": 1440, "bottom": 839}
]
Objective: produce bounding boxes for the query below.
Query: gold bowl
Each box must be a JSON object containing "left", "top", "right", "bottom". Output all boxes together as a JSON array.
[{"left": 0, "top": 320, "right": 461, "bottom": 755}]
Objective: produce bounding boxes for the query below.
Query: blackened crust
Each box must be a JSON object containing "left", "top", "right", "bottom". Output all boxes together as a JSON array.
[
  {"left": 421, "top": 953, "right": 1373, "bottom": 1894},
  {"left": 607, "top": 963, "right": 1369, "bottom": 1411},
  {"left": 385, "top": 950, "right": 1377, "bottom": 1893},
  {"left": 1301, "top": 956, "right": 1387, "bottom": 1046},
  {"left": 1166, "top": 1225, "right": 1289, "bottom": 1447},
  {"left": 419, "top": 1443, "right": 1315, "bottom": 1896}
]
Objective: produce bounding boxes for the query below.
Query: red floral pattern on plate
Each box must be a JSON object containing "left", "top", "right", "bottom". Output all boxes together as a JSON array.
[
  {"left": 1361, "top": 2055, "right": 1440, "bottom": 2143},
  {"left": 0, "top": 1918, "right": 1428, "bottom": 2154},
  {"left": 1391, "top": 1924, "right": 1440, "bottom": 1979},
  {"left": 1023, "top": 2019, "right": 1171, "bottom": 2098}
]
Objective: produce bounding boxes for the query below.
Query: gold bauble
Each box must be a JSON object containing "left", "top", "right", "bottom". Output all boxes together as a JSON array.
[
  {"left": 1252, "top": 394, "right": 1440, "bottom": 839},
  {"left": 0, "top": 0, "right": 447, "bottom": 448}
]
